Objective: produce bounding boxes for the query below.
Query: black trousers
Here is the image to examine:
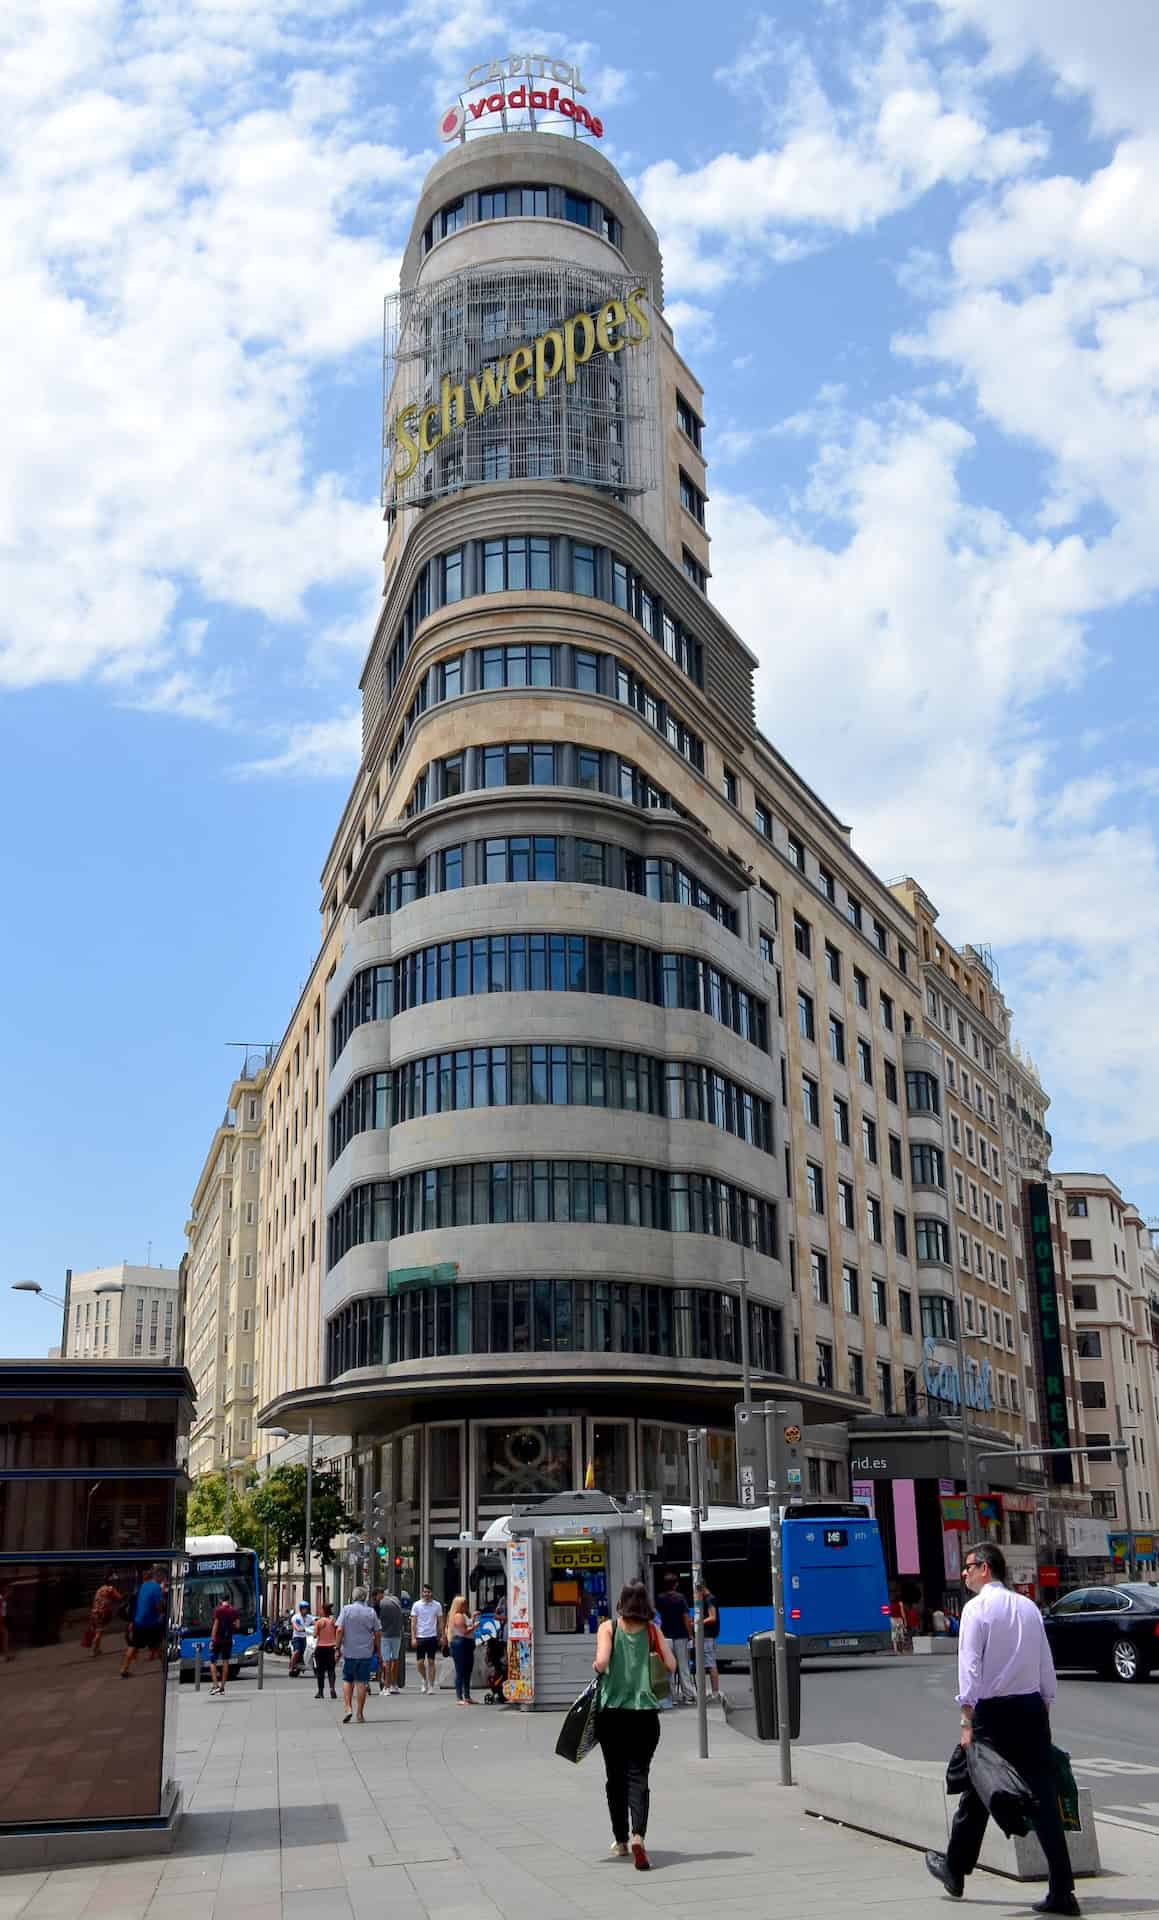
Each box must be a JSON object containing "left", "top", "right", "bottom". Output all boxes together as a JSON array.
[
  {"left": 313, "top": 1646, "right": 336, "bottom": 1696},
  {"left": 946, "top": 1693, "right": 1074, "bottom": 1898},
  {"left": 596, "top": 1708, "right": 661, "bottom": 1843}
]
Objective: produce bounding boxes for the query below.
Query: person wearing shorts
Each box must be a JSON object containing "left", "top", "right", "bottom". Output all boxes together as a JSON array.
[
  {"left": 694, "top": 1582, "right": 722, "bottom": 1701},
  {"left": 410, "top": 1585, "right": 444, "bottom": 1695},
  {"left": 377, "top": 1591, "right": 404, "bottom": 1693},
  {"left": 209, "top": 1597, "right": 240, "bottom": 1697},
  {"left": 335, "top": 1587, "right": 381, "bottom": 1724},
  {"left": 120, "top": 1566, "right": 167, "bottom": 1678}
]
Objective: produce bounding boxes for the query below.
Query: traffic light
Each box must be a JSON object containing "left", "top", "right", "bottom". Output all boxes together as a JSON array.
[{"left": 367, "top": 1490, "right": 387, "bottom": 1540}]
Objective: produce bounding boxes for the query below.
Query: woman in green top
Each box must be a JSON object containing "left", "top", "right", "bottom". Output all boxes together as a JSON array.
[{"left": 592, "top": 1580, "right": 677, "bottom": 1870}]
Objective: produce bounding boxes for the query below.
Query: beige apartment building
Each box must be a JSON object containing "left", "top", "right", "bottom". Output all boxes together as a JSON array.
[
  {"left": 62, "top": 1263, "right": 180, "bottom": 1362},
  {"left": 185, "top": 1056, "right": 268, "bottom": 1480},
  {"left": 232, "top": 114, "right": 1064, "bottom": 1615},
  {"left": 1056, "top": 1173, "right": 1159, "bottom": 1569}
]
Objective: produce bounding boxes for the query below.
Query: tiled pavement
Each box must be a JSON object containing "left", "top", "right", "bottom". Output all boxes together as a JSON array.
[{"left": 0, "top": 1667, "right": 1155, "bottom": 1919}]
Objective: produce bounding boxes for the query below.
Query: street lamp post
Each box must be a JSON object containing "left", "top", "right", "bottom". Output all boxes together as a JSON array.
[{"left": 260, "top": 1427, "right": 291, "bottom": 1615}]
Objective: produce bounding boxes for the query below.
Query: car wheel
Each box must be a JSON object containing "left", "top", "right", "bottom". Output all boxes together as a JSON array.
[{"left": 1111, "top": 1637, "right": 1142, "bottom": 1682}]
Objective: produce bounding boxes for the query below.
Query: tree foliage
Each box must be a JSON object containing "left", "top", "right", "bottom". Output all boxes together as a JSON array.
[
  {"left": 186, "top": 1470, "right": 262, "bottom": 1550},
  {"left": 250, "top": 1463, "right": 357, "bottom": 1568}
]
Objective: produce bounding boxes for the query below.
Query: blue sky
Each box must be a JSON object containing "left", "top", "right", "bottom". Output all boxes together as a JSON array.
[{"left": 4, "top": 0, "right": 1159, "bottom": 1357}]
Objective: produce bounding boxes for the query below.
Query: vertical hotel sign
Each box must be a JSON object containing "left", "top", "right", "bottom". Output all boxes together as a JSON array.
[{"left": 1026, "top": 1182, "right": 1073, "bottom": 1484}]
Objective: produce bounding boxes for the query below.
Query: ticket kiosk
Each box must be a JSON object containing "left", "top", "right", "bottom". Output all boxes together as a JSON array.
[{"left": 486, "top": 1490, "right": 651, "bottom": 1709}]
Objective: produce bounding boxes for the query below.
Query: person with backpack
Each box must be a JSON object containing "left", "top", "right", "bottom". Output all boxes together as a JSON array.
[{"left": 591, "top": 1580, "right": 677, "bottom": 1872}]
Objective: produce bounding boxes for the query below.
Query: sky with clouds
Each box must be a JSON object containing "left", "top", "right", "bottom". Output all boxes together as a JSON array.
[{"left": 3, "top": 0, "right": 1158, "bottom": 1356}]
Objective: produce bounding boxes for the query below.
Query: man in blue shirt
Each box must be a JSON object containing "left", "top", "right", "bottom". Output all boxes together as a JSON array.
[{"left": 120, "top": 1566, "right": 167, "bottom": 1678}]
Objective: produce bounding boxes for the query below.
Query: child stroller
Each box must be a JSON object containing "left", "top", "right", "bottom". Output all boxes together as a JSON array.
[{"left": 481, "top": 1632, "right": 506, "bottom": 1703}]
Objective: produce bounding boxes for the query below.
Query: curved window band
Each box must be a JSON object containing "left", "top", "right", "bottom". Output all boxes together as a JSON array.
[
  {"left": 371, "top": 830, "right": 738, "bottom": 936},
  {"left": 326, "top": 1277, "right": 784, "bottom": 1383},
  {"left": 327, "top": 1159, "right": 779, "bottom": 1270},
  {"left": 329, "top": 1047, "right": 774, "bottom": 1166},
  {"left": 331, "top": 933, "right": 769, "bottom": 1063}
]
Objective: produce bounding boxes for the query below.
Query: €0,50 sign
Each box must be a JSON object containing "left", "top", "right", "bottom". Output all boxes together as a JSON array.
[{"left": 389, "top": 288, "right": 651, "bottom": 487}]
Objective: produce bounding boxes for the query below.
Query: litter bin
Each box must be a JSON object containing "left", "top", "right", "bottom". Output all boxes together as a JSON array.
[{"left": 749, "top": 1630, "right": 801, "bottom": 1740}]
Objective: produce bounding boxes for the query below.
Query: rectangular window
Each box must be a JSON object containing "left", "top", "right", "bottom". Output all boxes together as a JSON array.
[
  {"left": 805, "top": 1161, "right": 825, "bottom": 1213},
  {"left": 798, "top": 990, "right": 815, "bottom": 1042},
  {"left": 876, "top": 1360, "right": 893, "bottom": 1411},
  {"left": 873, "top": 918, "right": 889, "bottom": 956},
  {"left": 872, "top": 1277, "right": 888, "bottom": 1327},
  {"left": 848, "top": 1350, "right": 865, "bottom": 1397},
  {"left": 1079, "top": 1380, "right": 1107, "bottom": 1409},
  {"left": 866, "top": 1195, "right": 883, "bottom": 1242},
  {"left": 679, "top": 468, "right": 707, "bottom": 525},
  {"left": 842, "top": 1264, "right": 859, "bottom": 1314},
  {"left": 879, "top": 992, "right": 893, "bottom": 1032},
  {"left": 816, "top": 1340, "right": 834, "bottom": 1389},
  {"left": 838, "top": 1179, "right": 855, "bottom": 1229},
  {"left": 894, "top": 1210, "right": 908, "bottom": 1256},
  {"left": 793, "top": 913, "right": 811, "bottom": 958},
  {"left": 883, "top": 1059, "right": 898, "bottom": 1103},
  {"left": 811, "top": 1250, "right": 830, "bottom": 1305},
  {"left": 787, "top": 833, "right": 805, "bottom": 872},
  {"left": 889, "top": 1133, "right": 903, "bottom": 1178},
  {"left": 572, "top": 542, "right": 596, "bottom": 596},
  {"left": 856, "top": 1038, "right": 873, "bottom": 1084},
  {"left": 899, "top": 1288, "right": 913, "bottom": 1335},
  {"left": 853, "top": 968, "right": 869, "bottom": 1009},
  {"left": 833, "top": 1095, "right": 850, "bottom": 1146},
  {"left": 829, "top": 1015, "right": 845, "bottom": 1064},
  {"left": 802, "top": 1075, "right": 820, "bottom": 1126},
  {"left": 861, "top": 1116, "right": 878, "bottom": 1163},
  {"left": 1070, "top": 1239, "right": 1092, "bottom": 1261},
  {"left": 1066, "top": 1196, "right": 1088, "bottom": 1217},
  {"left": 755, "top": 800, "right": 773, "bottom": 840},
  {"left": 676, "top": 392, "right": 703, "bottom": 450},
  {"left": 722, "top": 765, "right": 739, "bottom": 807},
  {"left": 817, "top": 864, "right": 835, "bottom": 903},
  {"left": 681, "top": 547, "right": 707, "bottom": 591},
  {"left": 846, "top": 894, "right": 862, "bottom": 931},
  {"left": 824, "top": 942, "right": 841, "bottom": 984}
]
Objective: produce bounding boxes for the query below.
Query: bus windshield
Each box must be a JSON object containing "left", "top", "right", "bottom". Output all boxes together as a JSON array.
[{"left": 182, "top": 1572, "right": 256, "bottom": 1635}]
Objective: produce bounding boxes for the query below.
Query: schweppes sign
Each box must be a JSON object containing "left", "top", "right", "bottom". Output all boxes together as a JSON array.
[{"left": 388, "top": 285, "right": 651, "bottom": 488}]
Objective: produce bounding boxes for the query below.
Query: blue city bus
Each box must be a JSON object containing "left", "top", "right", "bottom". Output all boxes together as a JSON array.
[
  {"left": 659, "top": 1502, "right": 891, "bottom": 1660},
  {"left": 179, "top": 1536, "right": 262, "bottom": 1679}
]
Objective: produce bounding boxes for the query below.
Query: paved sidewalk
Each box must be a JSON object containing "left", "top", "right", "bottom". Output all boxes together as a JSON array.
[{"left": 0, "top": 1669, "right": 1155, "bottom": 1919}]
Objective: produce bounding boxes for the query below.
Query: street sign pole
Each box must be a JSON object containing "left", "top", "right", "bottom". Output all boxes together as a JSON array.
[
  {"left": 686, "top": 1427, "right": 709, "bottom": 1760},
  {"left": 763, "top": 1399, "right": 802, "bottom": 1789}
]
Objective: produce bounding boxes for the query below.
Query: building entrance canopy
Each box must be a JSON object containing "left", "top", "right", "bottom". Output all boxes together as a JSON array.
[{"left": 848, "top": 1426, "right": 1025, "bottom": 1489}]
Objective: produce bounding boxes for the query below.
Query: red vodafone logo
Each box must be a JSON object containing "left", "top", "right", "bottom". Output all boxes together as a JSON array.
[{"left": 438, "top": 85, "right": 603, "bottom": 142}]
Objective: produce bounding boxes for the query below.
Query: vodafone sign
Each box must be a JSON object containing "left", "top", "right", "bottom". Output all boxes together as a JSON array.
[{"left": 440, "top": 51, "right": 604, "bottom": 142}]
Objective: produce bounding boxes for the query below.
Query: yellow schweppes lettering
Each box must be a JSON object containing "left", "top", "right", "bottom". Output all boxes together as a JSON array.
[{"left": 388, "top": 285, "right": 651, "bottom": 490}]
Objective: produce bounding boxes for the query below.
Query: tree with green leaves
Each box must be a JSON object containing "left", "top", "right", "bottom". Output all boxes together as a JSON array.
[
  {"left": 186, "top": 1469, "right": 262, "bottom": 1551},
  {"left": 251, "top": 1463, "right": 357, "bottom": 1571}
]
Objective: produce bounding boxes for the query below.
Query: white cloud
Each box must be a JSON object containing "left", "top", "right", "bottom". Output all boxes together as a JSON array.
[
  {"left": 710, "top": 406, "right": 1159, "bottom": 1159},
  {"left": 930, "top": 0, "right": 1159, "bottom": 138},
  {"left": 236, "top": 708, "right": 362, "bottom": 780},
  {"left": 636, "top": 8, "right": 1044, "bottom": 298},
  {"left": 0, "top": 0, "right": 422, "bottom": 709}
]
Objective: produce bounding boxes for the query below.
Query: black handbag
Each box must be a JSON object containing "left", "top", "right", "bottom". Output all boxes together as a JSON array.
[{"left": 555, "top": 1675, "right": 601, "bottom": 1764}]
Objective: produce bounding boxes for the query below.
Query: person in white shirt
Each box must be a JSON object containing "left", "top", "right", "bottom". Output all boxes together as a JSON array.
[
  {"left": 925, "top": 1541, "right": 1078, "bottom": 1916},
  {"left": 410, "top": 1584, "right": 444, "bottom": 1695}
]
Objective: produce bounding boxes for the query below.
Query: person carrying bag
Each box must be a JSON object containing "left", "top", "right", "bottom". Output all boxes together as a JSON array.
[{"left": 590, "top": 1581, "right": 676, "bottom": 1871}]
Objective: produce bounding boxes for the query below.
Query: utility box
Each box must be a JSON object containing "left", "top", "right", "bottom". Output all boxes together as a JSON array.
[
  {"left": 0, "top": 1361, "right": 194, "bottom": 1869},
  {"left": 487, "top": 1490, "right": 649, "bottom": 1710}
]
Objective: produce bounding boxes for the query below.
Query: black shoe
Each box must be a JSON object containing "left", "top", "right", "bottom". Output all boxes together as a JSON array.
[
  {"left": 1033, "top": 1898, "right": 1080, "bottom": 1917},
  {"left": 925, "top": 1852, "right": 964, "bottom": 1899}
]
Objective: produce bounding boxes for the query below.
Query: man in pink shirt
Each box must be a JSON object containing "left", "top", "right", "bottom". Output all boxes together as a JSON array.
[{"left": 925, "top": 1541, "right": 1077, "bottom": 1916}]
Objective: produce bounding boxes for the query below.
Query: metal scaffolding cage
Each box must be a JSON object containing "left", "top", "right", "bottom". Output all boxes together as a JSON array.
[{"left": 382, "top": 263, "right": 657, "bottom": 509}]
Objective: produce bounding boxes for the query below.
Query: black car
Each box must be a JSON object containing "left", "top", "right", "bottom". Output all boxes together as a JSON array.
[{"left": 1044, "top": 1582, "right": 1159, "bottom": 1682}]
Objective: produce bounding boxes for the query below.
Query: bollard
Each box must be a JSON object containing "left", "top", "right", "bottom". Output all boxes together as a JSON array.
[
  {"left": 257, "top": 1643, "right": 265, "bottom": 1690},
  {"left": 194, "top": 1642, "right": 202, "bottom": 1691}
]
